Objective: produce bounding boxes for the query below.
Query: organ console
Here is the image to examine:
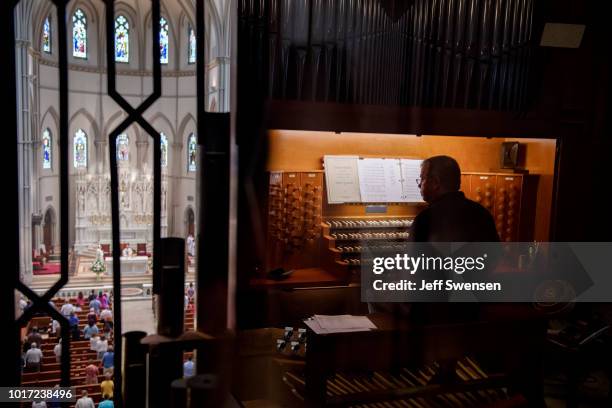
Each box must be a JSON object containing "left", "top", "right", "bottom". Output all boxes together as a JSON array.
[{"left": 237, "top": 131, "right": 557, "bottom": 406}]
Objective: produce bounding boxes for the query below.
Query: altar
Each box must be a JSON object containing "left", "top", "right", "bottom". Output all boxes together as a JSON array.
[
  {"left": 73, "top": 170, "right": 168, "bottom": 253},
  {"left": 105, "top": 256, "right": 149, "bottom": 275}
]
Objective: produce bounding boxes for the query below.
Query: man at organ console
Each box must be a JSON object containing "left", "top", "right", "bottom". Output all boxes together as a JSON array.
[
  {"left": 411, "top": 155, "right": 500, "bottom": 242},
  {"left": 369, "top": 156, "right": 500, "bottom": 319}
]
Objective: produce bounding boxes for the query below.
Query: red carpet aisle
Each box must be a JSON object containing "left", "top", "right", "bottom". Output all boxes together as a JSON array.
[{"left": 33, "top": 262, "right": 60, "bottom": 275}]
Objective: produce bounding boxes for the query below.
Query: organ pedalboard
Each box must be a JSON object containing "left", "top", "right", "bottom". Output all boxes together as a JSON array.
[{"left": 322, "top": 218, "right": 414, "bottom": 268}]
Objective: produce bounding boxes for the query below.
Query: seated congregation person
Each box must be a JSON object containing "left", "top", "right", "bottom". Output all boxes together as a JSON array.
[
  {"left": 90, "top": 333, "right": 100, "bottom": 352},
  {"left": 97, "top": 335, "right": 109, "bottom": 360},
  {"left": 75, "top": 390, "right": 95, "bottom": 408},
  {"left": 100, "top": 292, "right": 109, "bottom": 309},
  {"left": 101, "top": 346, "right": 114, "bottom": 376},
  {"left": 76, "top": 291, "right": 85, "bottom": 309},
  {"left": 60, "top": 298, "right": 74, "bottom": 317},
  {"left": 83, "top": 321, "right": 99, "bottom": 340},
  {"left": 85, "top": 359, "right": 99, "bottom": 385},
  {"left": 100, "top": 373, "right": 114, "bottom": 399},
  {"left": 24, "top": 343, "right": 43, "bottom": 372},
  {"left": 100, "top": 306, "right": 112, "bottom": 322},
  {"left": 53, "top": 339, "right": 62, "bottom": 363},
  {"left": 87, "top": 307, "right": 97, "bottom": 325},
  {"left": 26, "top": 327, "right": 43, "bottom": 349},
  {"left": 89, "top": 296, "right": 101, "bottom": 315},
  {"left": 50, "top": 319, "right": 61, "bottom": 336},
  {"left": 98, "top": 395, "right": 114, "bottom": 408},
  {"left": 69, "top": 312, "right": 80, "bottom": 340}
]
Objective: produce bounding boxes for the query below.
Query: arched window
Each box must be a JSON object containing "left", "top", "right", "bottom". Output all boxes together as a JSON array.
[
  {"left": 42, "top": 129, "right": 52, "bottom": 169},
  {"left": 42, "top": 17, "right": 51, "bottom": 53},
  {"left": 73, "top": 129, "right": 87, "bottom": 168},
  {"left": 160, "top": 133, "right": 168, "bottom": 167},
  {"left": 187, "top": 133, "right": 197, "bottom": 172},
  {"left": 115, "top": 15, "right": 129, "bottom": 63},
  {"left": 116, "top": 134, "right": 129, "bottom": 161},
  {"left": 72, "top": 9, "right": 87, "bottom": 59},
  {"left": 188, "top": 25, "right": 196, "bottom": 64},
  {"left": 160, "top": 17, "right": 169, "bottom": 64}
]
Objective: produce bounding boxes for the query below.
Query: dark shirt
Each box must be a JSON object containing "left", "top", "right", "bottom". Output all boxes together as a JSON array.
[
  {"left": 408, "top": 191, "right": 499, "bottom": 324},
  {"left": 27, "top": 333, "right": 43, "bottom": 348},
  {"left": 411, "top": 191, "right": 500, "bottom": 242}
]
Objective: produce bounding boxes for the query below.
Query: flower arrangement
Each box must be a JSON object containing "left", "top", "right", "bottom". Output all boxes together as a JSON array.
[{"left": 91, "top": 258, "right": 106, "bottom": 280}]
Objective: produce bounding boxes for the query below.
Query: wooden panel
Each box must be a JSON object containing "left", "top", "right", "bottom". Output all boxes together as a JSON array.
[
  {"left": 504, "top": 138, "right": 556, "bottom": 241},
  {"left": 265, "top": 171, "right": 325, "bottom": 274},
  {"left": 268, "top": 131, "right": 502, "bottom": 172},
  {"left": 495, "top": 175, "right": 524, "bottom": 242},
  {"left": 466, "top": 174, "right": 497, "bottom": 212},
  {"left": 268, "top": 130, "right": 555, "bottom": 241}
]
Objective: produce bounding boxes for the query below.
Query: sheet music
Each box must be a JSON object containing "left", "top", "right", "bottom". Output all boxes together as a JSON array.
[
  {"left": 324, "top": 155, "right": 423, "bottom": 203},
  {"left": 399, "top": 159, "right": 424, "bottom": 202},
  {"left": 357, "top": 158, "right": 388, "bottom": 202},
  {"left": 384, "top": 159, "right": 404, "bottom": 202},
  {"left": 304, "top": 315, "right": 377, "bottom": 334},
  {"left": 324, "top": 155, "right": 362, "bottom": 203}
]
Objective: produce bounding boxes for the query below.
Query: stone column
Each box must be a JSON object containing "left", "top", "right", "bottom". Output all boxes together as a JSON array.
[
  {"left": 216, "top": 56, "right": 231, "bottom": 113},
  {"left": 136, "top": 140, "right": 149, "bottom": 174},
  {"left": 95, "top": 139, "right": 107, "bottom": 175},
  {"left": 15, "top": 0, "right": 34, "bottom": 286}
]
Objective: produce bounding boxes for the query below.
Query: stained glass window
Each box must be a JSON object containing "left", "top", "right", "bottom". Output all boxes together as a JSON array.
[
  {"left": 161, "top": 133, "right": 168, "bottom": 167},
  {"left": 72, "top": 9, "right": 87, "bottom": 59},
  {"left": 115, "top": 15, "right": 129, "bottom": 63},
  {"left": 188, "top": 133, "right": 197, "bottom": 172},
  {"left": 42, "top": 129, "right": 52, "bottom": 169},
  {"left": 116, "top": 134, "right": 129, "bottom": 161},
  {"left": 73, "top": 129, "right": 87, "bottom": 168},
  {"left": 188, "top": 25, "right": 196, "bottom": 64},
  {"left": 42, "top": 17, "right": 51, "bottom": 53},
  {"left": 160, "top": 17, "right": 169, "bottom": 64}
]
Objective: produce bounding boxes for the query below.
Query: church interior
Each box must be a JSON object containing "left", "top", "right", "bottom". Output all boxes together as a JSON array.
[{"left": 4, "top": 0, "right": 612, "bottom": 407}]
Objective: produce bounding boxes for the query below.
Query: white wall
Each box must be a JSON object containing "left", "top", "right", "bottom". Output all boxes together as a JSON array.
[{"left": 28, "top": 0, "right": 229, "bottom": 246}]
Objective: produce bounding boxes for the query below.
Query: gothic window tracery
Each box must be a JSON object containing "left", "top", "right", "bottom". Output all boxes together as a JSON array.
[
  {"left": 160, "top": 17, "right": 169, "bottom": 64},
  {"left": 73, "top": 129, "right": 87, "bottom": 168},
  {"left": 116, "top": 134, "right": 129, "bottom": 161},
  {"left": 187, "top": 133, "right": 197, "bottom": 172},
  {"left": 42, "top": 16, "right": 51, "bottom": 53},
  {"left": 72, "top": 8, "right": 87, "bottom": 59},
  {"left": 42, "top": 128, "right": 52, "bottom": 169},
  {"left": 115, "top": 15, "right": 129, "bottom": 63},
  {"left": 188, "top": 24, "right": 196, "bottom": 64}
]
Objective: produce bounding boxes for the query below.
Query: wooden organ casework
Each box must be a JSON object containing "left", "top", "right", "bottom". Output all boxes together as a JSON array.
[
  {"left": 235, "top": 131, "right": 557, "bottom": 407},
  {"left": 255, "top": 131, "right": 557, "bottom": 290},
  {"left": 462, "top": 173, "right": 538, "bottom": 242}
]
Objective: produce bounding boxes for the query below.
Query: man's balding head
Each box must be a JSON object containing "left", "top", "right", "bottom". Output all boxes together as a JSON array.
[{"left": 419, "top": 156, "right": 461, "bottom": 202}]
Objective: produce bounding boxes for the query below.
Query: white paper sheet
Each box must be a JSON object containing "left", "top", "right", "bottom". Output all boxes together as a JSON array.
[
  {"left": 383, "top": 159, "right": 404, "bottom": 202},
  {"left": 399, "top": 159, "right": 424, "bottom": 202},
  {"left": 304, "top": 315, "right": 377, "bottom": 334},
  {"left": 357, "top": 158, "right": 388, "bottom": 202},
  {"left": 323, "top": 155, "right": 362, "bottom": 203}
]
